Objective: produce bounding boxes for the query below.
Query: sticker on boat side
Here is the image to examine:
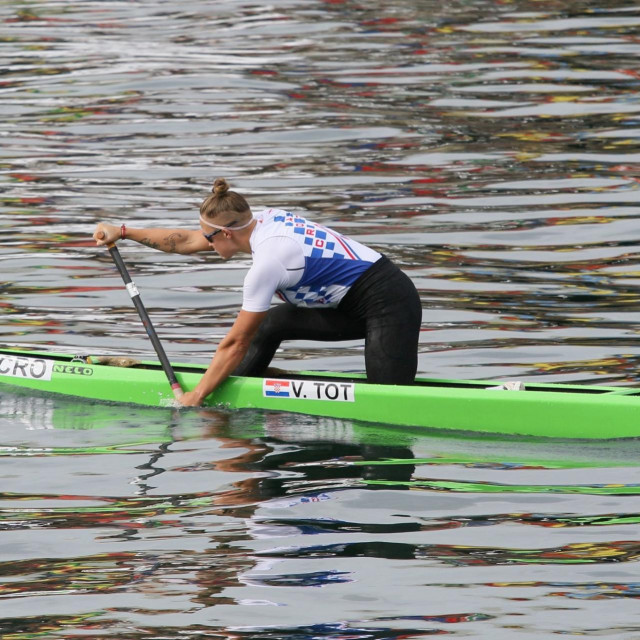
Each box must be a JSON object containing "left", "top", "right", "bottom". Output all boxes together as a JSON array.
[
  {"left": 263, "top": 378, "right": 355, "bottom": 402},
  {"left": 0, "top": 355, "right": 54, "bottom": 381},
  {"left": 52, "top": 364, "right": 94, "bottom": 376}
]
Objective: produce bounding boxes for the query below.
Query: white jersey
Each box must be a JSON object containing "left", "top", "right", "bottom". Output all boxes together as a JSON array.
[{"left": 242, "top": 209, "right": 381, "bottom": 312}]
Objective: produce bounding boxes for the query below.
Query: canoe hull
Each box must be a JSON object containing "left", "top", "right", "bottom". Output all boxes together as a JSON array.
[{"left": 1, "top": 348, "right": 639, "bottom": 439}]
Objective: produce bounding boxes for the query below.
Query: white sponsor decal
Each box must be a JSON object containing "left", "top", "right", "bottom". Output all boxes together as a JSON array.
[
  {"left": 0, "top": 355, "right": 54, "bottom": 381},
  {"left": 263, "top": 378, "right": 355, "bottom": 402}
]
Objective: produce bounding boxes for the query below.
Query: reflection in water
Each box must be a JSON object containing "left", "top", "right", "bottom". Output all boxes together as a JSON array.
[
  {"left": 1, "top": 392, "right": 640, "bottom": 637},
  {"left": 3, "top": 0, "right": 640, "bottom": 637},
  {"left": 259, "top": 539, "right": 640, "bottom": 566}
]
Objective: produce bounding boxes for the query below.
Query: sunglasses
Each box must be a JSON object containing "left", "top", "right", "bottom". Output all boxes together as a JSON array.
[{"left": 202, "top": 219, "right": 237, "bottom": 242}]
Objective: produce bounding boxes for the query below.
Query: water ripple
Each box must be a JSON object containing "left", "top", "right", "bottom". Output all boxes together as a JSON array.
[{"left": 3, "top": 0, "right": 640, "bottom": 637}]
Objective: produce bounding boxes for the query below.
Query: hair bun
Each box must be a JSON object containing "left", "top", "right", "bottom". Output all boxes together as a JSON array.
[{"left": 212, "top": 177, "right": 229, "bottom": 196}]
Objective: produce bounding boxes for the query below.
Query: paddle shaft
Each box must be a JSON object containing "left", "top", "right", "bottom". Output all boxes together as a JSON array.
[{"left": 106, "top": 242, "right": 184, "bottom": 399}]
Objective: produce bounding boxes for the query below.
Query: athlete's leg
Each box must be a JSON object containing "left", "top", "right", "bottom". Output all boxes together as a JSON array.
[
  {"left": 234, "top": 303, "right": 365, "bottom": 376},
  {"left": 364, "top": 311, "right": 421, "bottom": 384},
  {"left": 361, "top": 268, "right": 422, "bottom": 385}
]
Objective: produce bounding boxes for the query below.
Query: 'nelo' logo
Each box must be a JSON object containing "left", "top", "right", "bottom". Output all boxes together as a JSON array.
[
  {"left": 52, "top": 364, "right": 94, "bottom": 376},
  {"left": 0, "top": 355, "right": 54, "bottom": 381}
]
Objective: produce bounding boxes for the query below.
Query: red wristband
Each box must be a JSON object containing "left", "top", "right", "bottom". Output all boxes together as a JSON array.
[{"left": 120, "top": 224, "right": 126, "bottom": 240}]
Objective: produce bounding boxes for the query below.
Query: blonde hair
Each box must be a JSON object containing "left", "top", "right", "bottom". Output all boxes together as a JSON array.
[{"left": 199, "top": 178, "right": 251, "bottom": 226}]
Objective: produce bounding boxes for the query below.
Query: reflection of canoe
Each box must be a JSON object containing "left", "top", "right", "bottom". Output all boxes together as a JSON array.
[{"left": 1, "top": 347, "right": 638, "bottom": 439}]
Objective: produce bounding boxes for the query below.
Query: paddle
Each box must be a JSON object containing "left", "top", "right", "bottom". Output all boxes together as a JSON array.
[{"left": 104, "top": 241, "right": 184, "bottom": 400}]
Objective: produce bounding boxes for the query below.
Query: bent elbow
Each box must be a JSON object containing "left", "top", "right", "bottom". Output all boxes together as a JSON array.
[
  {"left": 222, "top": 335, "right": 252, "bottom": 361},
  {"left": 232, "top": 338, "right": 252, "bottom": 359}
]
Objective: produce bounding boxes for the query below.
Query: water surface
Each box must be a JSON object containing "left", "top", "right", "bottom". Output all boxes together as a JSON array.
[{"left": 2, "top": 0, "right": 640, "bottom": 637}]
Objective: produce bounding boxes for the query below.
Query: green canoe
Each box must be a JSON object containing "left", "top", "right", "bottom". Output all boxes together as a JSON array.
[{"left": 0, "top": 347, "right": 638, "bottom": 439}]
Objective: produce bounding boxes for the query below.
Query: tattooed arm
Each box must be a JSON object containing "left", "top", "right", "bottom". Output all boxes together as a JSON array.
[{"left": 93, "top": 223, "right": 210, "bottom": 254}]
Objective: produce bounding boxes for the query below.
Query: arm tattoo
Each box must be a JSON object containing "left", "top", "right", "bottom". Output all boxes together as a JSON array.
[
  {"left": 140, "top": 237, "right": 161, "bottom": 250},
  {"left": 167, "top": 232, "right": 185, "bottom": 253}
]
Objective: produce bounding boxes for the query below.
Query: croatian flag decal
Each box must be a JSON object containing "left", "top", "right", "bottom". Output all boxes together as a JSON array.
[{"left": 263, "top": 379, "right": 291, "bottom": 398}]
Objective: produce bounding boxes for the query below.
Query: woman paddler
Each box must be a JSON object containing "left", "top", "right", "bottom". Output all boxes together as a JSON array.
[{"left": 93, "top": 178, "right": 422, "bottom": 406}]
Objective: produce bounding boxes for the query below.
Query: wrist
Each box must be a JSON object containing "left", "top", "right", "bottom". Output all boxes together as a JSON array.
[
  {"left": 120, "top": 224, "right": 127, "bottom": 240},
  {"left": 192, "top": 384, "right": 210, "bottom": 404}
]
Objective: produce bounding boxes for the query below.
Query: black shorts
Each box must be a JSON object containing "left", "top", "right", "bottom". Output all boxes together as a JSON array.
[{"left": 234, "top": 256, "right": 422, "bottom": 384}]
